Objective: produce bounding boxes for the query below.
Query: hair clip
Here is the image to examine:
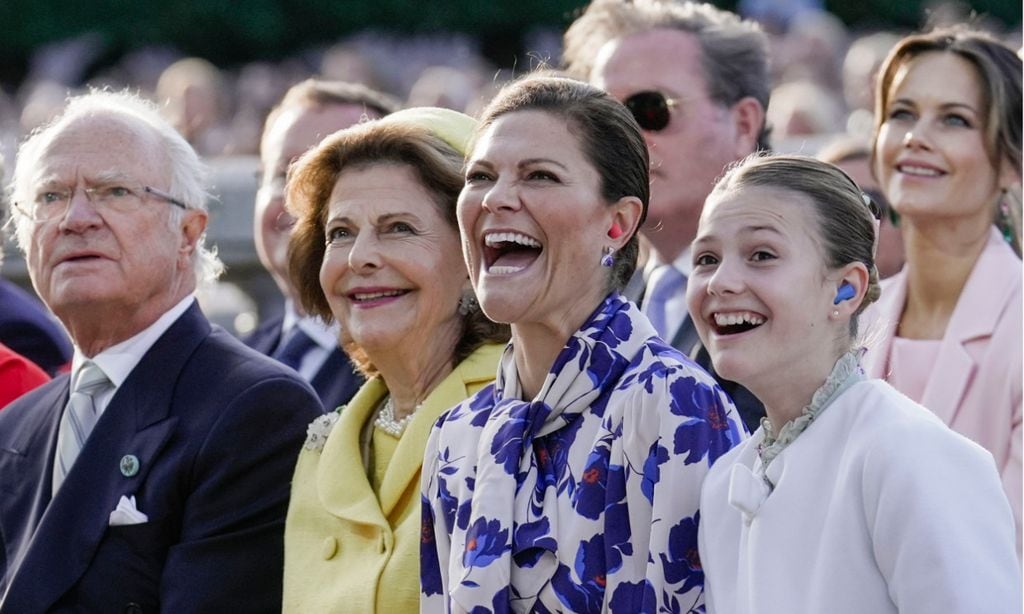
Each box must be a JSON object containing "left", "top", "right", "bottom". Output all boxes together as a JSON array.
[{"left": 861, "top": 192, "right": 881, "bottom": 221}]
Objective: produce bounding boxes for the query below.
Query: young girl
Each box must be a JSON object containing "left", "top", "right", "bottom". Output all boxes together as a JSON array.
[{"left": 688, "top": 154, "right": 1020, "bottom": 614}]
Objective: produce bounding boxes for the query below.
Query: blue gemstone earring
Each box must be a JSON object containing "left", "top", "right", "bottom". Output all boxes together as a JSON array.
[{"left": 601, "top": 246, "right": 615, "bottom": 267}]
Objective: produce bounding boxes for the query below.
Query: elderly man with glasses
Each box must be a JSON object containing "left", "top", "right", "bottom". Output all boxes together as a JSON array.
[
  {"left": 0, "top": 90, "right": 323, "bottom": 612},
  {"left": 564, "top": 0, "right": 772, "bottom": 432}
]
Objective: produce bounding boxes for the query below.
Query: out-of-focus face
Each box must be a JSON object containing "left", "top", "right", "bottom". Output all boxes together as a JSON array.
[
  {"left": 22, "top": 115, "right": 205, "bottom": 349},
  {"left": 874, "top": 52, "right": 1010, "bottom": 235},
  {"left": 459, "top": 110, "right": 620, "bottom": 332},
  {"left": 687, "top": 185, "right": 836, "bottom": 395},
  {"left": 834, "top": 155, "right": 904, "bottom": 278},
  {"left": 592, "top": 28, "right": 749, "bottom": 261},
  {"left": 319, "top": 163, "right": 466, "bottom": 363},
  {"left": 256, "top": 102, "right": 371, "bottom": 299}
]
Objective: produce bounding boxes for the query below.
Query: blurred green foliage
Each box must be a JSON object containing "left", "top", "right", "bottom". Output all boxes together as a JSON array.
[{"left": 1, "top": 0, "right": 1019, "bottom": 85}]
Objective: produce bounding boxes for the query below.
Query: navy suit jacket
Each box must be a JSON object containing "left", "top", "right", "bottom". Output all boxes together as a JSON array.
[
  {"left": 0, "top": 303, "right": 323, "bottom": 613},
  {"left": 243, "top": 315, "right": 362, "bottom": 412},
  {"left": 0, "top": 280, "right": 72, "bottom": 376}
]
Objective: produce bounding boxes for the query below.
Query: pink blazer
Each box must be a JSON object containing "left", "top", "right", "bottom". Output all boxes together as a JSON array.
[{"left": 862, "top": 228, "right": 1022, "bottom": 555}]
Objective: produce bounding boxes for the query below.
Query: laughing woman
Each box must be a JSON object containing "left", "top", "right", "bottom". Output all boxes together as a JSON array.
[
  {"left": 281, "top": 108, "right": 509, "bottom": 612},
  {"left": 691, "top": 154, "right": 1019, "bottom": 614},
  {"left": 420, "top": 76, "right": 744, "bottom": 613}
]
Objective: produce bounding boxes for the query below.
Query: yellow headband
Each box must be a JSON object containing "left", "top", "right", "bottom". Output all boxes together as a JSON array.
[{"left": 376, "top": 107, "right": 477, "bottom": 156}]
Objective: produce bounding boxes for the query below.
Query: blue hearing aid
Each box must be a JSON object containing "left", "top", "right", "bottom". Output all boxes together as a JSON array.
[{"left": 833, "top": 282, "right": 856, "bottom": 305}]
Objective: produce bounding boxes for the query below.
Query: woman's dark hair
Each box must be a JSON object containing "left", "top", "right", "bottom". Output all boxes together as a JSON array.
[
  {"left": 286, "top": 119, "right": 509, "bottom": 377},
  {"left": 473, "top": 74, "right": 650, "bottom": 292},
  {"left": 711, "top": 153, "right": 881, "bottom": 340}
]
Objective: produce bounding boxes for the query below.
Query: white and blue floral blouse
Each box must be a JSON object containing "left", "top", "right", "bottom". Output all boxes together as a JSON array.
[{"left": 420, "top": 294, "right": 745, "bottom": 613}]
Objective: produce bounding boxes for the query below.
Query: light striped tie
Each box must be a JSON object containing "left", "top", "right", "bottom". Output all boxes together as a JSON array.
[
  {"left": 52, "top": 362, "right": 111, "bottom": 493},
  {"left": 644, "top": 265, "right": 687, "bottom": 339}
]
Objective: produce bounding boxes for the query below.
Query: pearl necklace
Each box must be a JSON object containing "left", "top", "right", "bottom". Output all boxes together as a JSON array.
[{"left": 374, "top": 396, "right": 420, "bottom": 437}]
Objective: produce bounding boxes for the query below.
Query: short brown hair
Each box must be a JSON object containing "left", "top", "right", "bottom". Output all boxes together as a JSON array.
[
  {"left": 473, "top": 74, "right": 649, "bottom": 293},
  {"left": 871, "top": 26, "right": 1022, "bottom": 253},
  {"left": 563, "top": 0, "right": 771, "bottom": 150},
  {"left": 262, "top": 78, "right": 399, "bottom": 142},
  {"left": 286, "top": 119, "right": 508, "bottom": 376}
]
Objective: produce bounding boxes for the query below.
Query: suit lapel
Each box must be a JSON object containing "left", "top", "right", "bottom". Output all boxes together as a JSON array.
[
  {"left": 311, "top": 348, "right": 363, "bottom": 412},
  {"left": 670, "top": 315, "right": 701, "bottom": 359},
  {"left": 862, "top": 272, "right": 907, "bottom": 380},
  {"left": 378, "top": 344, "right": 501, "bottom": 516},
  {"left": 2, "top": 305, "right": 209, "bottom": 612},
  {"left": 242, "top": 316, "right": 284, "bottom": 355},
  {"left": 317, "top": 378, "right": 389, "bottom": 528},
  {"left": 377, "top": 364, "right": 468, "bottom": 517},
  {"left": 0, "top": 380, "right": 67, "bottom": 600},
  {"left": 920, "top": 232, "right": 1019, "bottom": 424}
]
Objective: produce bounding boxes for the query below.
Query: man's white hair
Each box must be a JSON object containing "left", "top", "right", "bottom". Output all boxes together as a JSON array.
[{"left": 9, "top": 89, "right": 224, "bottom": 284}]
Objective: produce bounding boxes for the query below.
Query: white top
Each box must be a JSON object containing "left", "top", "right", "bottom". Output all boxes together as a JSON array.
[
  {"left": 281, "top": 300, "right": 339, "bottom": 381},
  {"left": 699, "top": 378, "right": 1021, "bottom": 614},
  {"left": 642, "top": 247, "right": 692, "bottom": 342}
]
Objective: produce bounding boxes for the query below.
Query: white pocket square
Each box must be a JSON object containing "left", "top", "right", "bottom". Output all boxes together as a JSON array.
[{"left": 108, "top": 495, "right": 149, "bottom": 526}]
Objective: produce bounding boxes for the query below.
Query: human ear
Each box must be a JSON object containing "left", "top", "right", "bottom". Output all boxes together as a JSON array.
[
  {"left": 178, "top": 208, "right": 208, "bottom": 264},
  {"left": 729, "top": 96, "right": 766, "bottom": 158},
  {"left": 830, "top": 262, "right": 870, "bottom": 319},
  {"left": 607, "top": 196, "right": 644, "bottom": 251},
  {"left": 998, "top": 156, "right": 1021, "bottom": 191}
]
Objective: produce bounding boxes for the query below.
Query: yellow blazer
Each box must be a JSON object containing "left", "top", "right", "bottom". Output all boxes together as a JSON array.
[{"left": 283, "top": 343, "right": 503, "bottom": 613}]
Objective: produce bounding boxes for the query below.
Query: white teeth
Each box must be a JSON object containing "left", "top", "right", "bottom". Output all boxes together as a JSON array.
[
  {"left": 484, "top": 232, "right": 541, "bottom": 248},
  {"left": 899, "top": 165, "right": 941, "bottom": 177},
  {"left": 713, "top": 312, "right": 765, "bottom": 327},
  {"left": 352, "top": 290, "right": 405, "bottom": 301},
  {"left": 488, "top": 265, "right": 525, "bottom": 275}
]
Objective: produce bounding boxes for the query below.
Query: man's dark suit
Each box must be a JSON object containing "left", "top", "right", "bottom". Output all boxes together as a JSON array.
[
  {"left": 0, "top": 304, "right": 323, "bottom": 612},
  {"left": 0, "top": 280, "right": 72, "bottom": 376},
  {"left": 243, "top": 315, "right": 363, "bottom": 412}
]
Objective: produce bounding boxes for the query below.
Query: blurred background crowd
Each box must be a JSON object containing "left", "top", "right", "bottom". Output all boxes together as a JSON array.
[{"left": 2, "top": 0, "right": 1020, "bottom": 336}]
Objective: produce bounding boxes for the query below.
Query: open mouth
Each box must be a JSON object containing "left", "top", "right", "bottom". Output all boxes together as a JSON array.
[
  {"left": 482, "top": 231, "right": 542, "bottom": 275},
  {"left": 346, "top": 289, "right": 410, "bottom": 305},
  {"left": 711, "top": 311, "right": 766, "bottom": 336},
  {"left": 896, "top": 163, "right": 944, "bottom": 178},
  {"left": 59, "top": 253, "right": 104, "bottom": 265}
]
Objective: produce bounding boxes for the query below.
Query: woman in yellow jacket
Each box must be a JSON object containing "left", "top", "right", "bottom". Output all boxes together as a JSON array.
[{"left": 281, "top": 107, "right": 509, "bottom": 612}]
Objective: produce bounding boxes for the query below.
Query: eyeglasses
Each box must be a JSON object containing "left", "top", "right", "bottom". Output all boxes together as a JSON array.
[
  {"left": 623, "top": 91, "right": 680, "bottom": 132},
  {"left": 14, "top": 183, "right": 187, "bottom": 223}
]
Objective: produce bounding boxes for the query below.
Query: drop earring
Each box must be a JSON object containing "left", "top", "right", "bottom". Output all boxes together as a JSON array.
[
  {"left": 458, "top": 292, "right": 478, "bottom": 316},
  {"left": 601, "top": 246, "right": 615, "bottom": 267}
]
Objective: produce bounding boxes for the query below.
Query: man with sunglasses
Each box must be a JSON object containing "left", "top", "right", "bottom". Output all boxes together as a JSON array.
[
  {"left": 247, "top": 79, "right": 397, "bottom": 412},
  {"left": 0, "top": 91, "right": 323, "bottom": 612},
  {"left": 564, "top": 0, "right": 771, "bottom": 432}
]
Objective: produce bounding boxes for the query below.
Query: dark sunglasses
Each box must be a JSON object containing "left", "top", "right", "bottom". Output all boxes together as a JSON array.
[{"left": 623, "top": 91, "right": 679, "bottom": 132}]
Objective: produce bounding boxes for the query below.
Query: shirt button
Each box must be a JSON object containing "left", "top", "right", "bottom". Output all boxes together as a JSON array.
[{"left": 322, "top": 536, "right": 338, "bottom": 560}]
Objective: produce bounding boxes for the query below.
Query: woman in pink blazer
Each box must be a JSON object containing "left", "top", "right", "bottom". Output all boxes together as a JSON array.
[{"left": 863, "top": 27, "right": 1022, "bottom": 554}]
